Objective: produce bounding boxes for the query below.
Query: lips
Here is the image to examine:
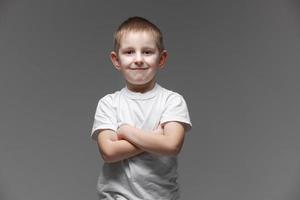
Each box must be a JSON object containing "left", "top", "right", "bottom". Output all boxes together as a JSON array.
[{"left": 129, "top": 68, "right": 149, "bottom": 70}]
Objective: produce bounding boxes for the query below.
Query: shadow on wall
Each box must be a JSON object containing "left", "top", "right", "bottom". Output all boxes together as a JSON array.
[
  {"left": 0, "top": 171, "right": 19, "bottom": 200},
  {"left": 291, "top": 0, "right": 300, "bottom": 18},
  {"left": 0, "top": 0, "right": 13, "bottom": 20},
  {"left": 286, "top": 169, "right": 300, "bottom": 200}
]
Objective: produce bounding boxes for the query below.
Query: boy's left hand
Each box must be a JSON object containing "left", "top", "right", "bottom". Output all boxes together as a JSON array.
[{"left": 116, "top": 124, "right": 134, "bottom": 140}]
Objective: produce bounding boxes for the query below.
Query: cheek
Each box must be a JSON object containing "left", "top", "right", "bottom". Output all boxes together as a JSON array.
[
  {"left": 118, "top": 57, "right": 132, "bottom": 65},
  {"left": 146, "top": 56, "right": 160, "bottom": 65}
]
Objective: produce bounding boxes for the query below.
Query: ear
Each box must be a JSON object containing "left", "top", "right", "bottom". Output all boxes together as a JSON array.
[
  {"left": 110, "top": 51, "right": 121, "bottom": 70},
  {"left": 158, "top": 50, "right": 168, "bottom": 69}
]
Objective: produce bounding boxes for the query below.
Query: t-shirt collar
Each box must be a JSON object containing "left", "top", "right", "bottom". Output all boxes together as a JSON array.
[{"left": 123, "top": 83, "right": 161, "bottom": 100}]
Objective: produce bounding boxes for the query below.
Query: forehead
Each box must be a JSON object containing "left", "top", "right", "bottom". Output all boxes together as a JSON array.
[{"left": 119, "top": 31, "right": 157, "bottom": 49}]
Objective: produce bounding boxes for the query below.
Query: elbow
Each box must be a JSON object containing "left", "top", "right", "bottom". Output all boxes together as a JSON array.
[
  {"left": 100, "top": 149, "right": 118, "bottom": 163},
  {"left": 166, "top": 143, "right": 182, "bottom": 156},
  {"left": 102, "top": 155, "right": 116, "bottom": 163},
  {"left": 101, "top": 153, "right": 112, "bottom": 163}
]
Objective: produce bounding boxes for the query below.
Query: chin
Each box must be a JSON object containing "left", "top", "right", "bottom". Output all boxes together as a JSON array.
[
  {"left": 129, "top": 81, "right": 149, "bottom": 86},
  {"left": 127, "top": 79, "right": 154, "bottom": 86}
]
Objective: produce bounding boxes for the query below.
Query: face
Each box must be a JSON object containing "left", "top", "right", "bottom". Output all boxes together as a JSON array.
[{"left": 111, "top": 31, "right": 167, "bottom": 92}]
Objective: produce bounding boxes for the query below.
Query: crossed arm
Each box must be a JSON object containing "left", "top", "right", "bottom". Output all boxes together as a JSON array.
[{"left": 97, "top": 122, "right": 186, "bottom": 163}]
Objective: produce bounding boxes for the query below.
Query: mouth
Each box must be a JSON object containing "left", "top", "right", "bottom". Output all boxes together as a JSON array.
[{"left": 129, "top": 68, "right": 149, "bottom": 70}]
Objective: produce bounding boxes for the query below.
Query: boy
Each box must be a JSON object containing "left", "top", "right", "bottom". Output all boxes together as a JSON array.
[{"left": 91, "top": 16, "right": 192, "bottom": 200}]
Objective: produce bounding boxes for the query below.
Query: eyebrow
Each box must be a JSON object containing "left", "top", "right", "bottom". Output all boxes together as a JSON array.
[{"left": 120, "top": 46, "right": 156, "bottom": 50}]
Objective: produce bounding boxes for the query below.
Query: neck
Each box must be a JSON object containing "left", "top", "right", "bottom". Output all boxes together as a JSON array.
[{"left": 126, "top": 79, "right": 156, "bottom": 93}]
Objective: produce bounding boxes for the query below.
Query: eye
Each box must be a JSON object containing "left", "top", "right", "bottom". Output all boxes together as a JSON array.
[
  {"left": 143, "top": 50, "right": 153, "bottom": 55},
  {"left": 124, "top": 50, "right": 134, "bottom": 55}
]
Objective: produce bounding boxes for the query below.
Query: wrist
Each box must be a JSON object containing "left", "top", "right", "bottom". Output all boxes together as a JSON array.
[{"left": 117, "top": 123, "right": 134, "bottom": 139}]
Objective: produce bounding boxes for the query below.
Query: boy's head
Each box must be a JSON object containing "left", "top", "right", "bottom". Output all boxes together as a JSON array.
[
  {"left": 113, "top": 16, "right": 165, "bottom": 54},
  {"left": 110, "top": 16, "right": 168, "bottom": 93}
]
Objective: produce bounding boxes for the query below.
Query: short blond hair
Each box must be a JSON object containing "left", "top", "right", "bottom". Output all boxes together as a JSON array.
[{"left": 113, "top": 16, "right": 165, "bottom": 53}]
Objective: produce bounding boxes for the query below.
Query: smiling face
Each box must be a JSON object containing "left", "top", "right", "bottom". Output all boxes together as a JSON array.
[{"left": 110, "top": 31, "right": 167, "bottom": 93}]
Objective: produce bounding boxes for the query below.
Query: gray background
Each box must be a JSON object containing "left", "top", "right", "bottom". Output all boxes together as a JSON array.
[{"left": 1, "top": 0, "right": 300, "bottom": 199}]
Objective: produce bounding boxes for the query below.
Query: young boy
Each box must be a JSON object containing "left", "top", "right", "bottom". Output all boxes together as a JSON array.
[{"left": 91, "top": 16, "right": 192, "bottom": 200}]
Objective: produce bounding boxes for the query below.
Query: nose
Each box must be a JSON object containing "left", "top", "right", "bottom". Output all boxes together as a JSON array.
[{"left": 134, "top": 52, "right": 143, "bottom": 66}]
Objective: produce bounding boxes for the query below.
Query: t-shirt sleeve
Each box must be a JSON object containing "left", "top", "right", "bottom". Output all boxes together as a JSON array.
[
  {"left": 160, "top": 93, "right": 192, "bottom": 132},
  {"left": 91, "top": 95, "right": 118, "bottom": 141}
]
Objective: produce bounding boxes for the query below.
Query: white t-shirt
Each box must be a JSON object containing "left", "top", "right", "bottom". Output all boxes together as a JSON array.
[{"left": 91, "top": 83, "right": 192, "bottom": 200}]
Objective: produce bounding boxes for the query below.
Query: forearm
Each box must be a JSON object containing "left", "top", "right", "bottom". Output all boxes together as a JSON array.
[
  {"left": 127, "top": 132, "right": 174, "bottom": 155},
  {"left": 118, "top": 124, "right": 184, "bottom": 156},
  {"left": 104, "top": 140, "right": 143, "bottom": 163},
  {"left": 97, "top": 130, "right": 143, "bottom": 163}
]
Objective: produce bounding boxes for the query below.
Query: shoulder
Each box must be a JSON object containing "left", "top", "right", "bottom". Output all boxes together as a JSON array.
[
  {"left": 97, "top": 89, "right": 122, "bottom": 105},
  {"left": 159, "top": 85, "right": 186, "bottom": 104},
  {"left": 159, "top": 86, "right": 192, "bottom": 131}
]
